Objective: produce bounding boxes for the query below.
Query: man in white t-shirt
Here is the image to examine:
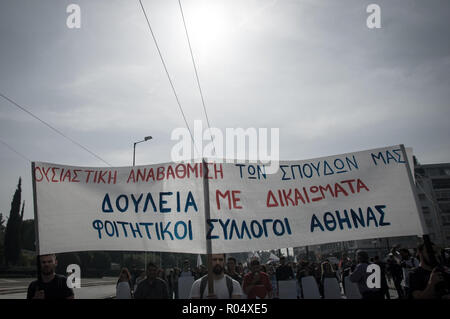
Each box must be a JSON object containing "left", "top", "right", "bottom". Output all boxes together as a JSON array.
[{"left": 189, "top": 253, "right": 243, "bottom": 299}]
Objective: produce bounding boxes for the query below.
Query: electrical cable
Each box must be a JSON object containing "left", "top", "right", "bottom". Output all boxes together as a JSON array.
[
  {"left": 178, "top": 0, "right": 216, "bottom": 156},
  {"left": 0, "top": 138, "right": 31, "bottom": 162},
  {"left": 0, "top": 92, "right": 112, "bottom": 166},
  {"left": 138, "top": 0, "right": 200, "bottom": 158}
]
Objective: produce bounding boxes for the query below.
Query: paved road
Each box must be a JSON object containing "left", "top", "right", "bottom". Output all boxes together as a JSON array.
[
  {"left": 0, "top": 277, "right": 401, "bottom": 299},
  {"left": 0, "top": 284, "right": 117, "bottom": 299},
  {"left": 0, "top": 277, "right": 117, "bottom": 299}
]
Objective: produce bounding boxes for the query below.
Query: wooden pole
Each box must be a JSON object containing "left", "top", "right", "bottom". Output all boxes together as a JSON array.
[
  {"left": 31, "top": 162, "right": 42, "bottom": 287},
  {"left": 399, "top": 145, "right": 437, "bottom": 266},
  {"left": 202, "top": 159, "right": 214, "bottom": 296}
]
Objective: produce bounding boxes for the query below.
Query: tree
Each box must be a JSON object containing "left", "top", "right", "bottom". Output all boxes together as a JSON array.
[
  {"left": 55, "top": 252, "right": 81, "bottom": 275},
  {"left": 21, "top": 219, "right": 35, "bottom": 251},
  {"left": 0, "top": 213, "right": 5, "bottom": 265},
  {"left": 4, "top": 178, "right": 25, "bottom": 266}
]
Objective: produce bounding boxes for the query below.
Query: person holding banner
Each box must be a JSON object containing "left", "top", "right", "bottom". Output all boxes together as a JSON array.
[
  {"left": 134, "top": 262, "right": 170, "bottom": 299},
  {"left": 190, "top": 253, "right": 243, "bottom": 299},
  {"left": 27, "top": 254, "right": 74, "bottom": 299}
]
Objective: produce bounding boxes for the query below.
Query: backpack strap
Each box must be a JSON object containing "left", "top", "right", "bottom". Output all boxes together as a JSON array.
[
  {"left": 199, "top": 275, "right": 234, "bottom": 299},
  {"left": 225, "top": 275, "right": 233, "bottom": 299},
  {"left": 199, "top": 275, "right": 208, "bottom": 299}
]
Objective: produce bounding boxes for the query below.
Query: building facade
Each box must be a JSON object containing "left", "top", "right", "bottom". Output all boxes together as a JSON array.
[
  {"left": 295, "top": 160, "right": 450, "bottom": 261},
  {"left": 415, "top": 162, "right": 450, "bottom": 247}
]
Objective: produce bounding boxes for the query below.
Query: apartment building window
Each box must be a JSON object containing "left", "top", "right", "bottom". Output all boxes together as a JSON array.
[
  {"left": 440, "top": 203, "right": 450, "bottom": 213},
  {"left": 432, "top": 179, "right": 450, "bottom": 189},
  {"left": 443, "top": 216, "right": 450, "bottom": 226},
  {"left": 427, "top": 168, "right": 440, "bottom": 176},
  {"left": 435, "top": 191, "right": 450, "bottom": 201}
]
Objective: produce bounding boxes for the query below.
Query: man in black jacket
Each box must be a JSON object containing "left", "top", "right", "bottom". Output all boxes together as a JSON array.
[
  {"left": 27, "top": 254, "right": 74, "bottom": 299},
  {"left": 276, "top": 256, "right": 294, "bottom": 281},
  {"left": 134, "top": 262, "right": 170, "bottom": 299},
  {"left": 409, "top": 242, "right": 450, "bottom": 299}
]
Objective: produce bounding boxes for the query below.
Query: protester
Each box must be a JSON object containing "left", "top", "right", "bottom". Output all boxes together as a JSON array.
[
  {"left": 373, "top": 255, "right": 390, "bottom": 299},
  {"left": 134, "top": 269, "right": 146, "bottom": 287},
  {"left": 340, "top": 257, "right": 353, "bottom": 294},
  {"left": 27, "top": 254, "right": 74, "bottom": 299},
  {"left": 198, "top": 264, "right": 208, "bottom": 278},
  {"left": 386, "top": 255, "right": 404, "bottom": 299},
  {"left": 172, "top": 267, "right": 180, "bottom": 299},
  {"left": 158, "top": 267, "right": 167, "bottom": 282},
  {"left": 393, "top": 247, "right": 419, "bottom": 297},
  {"left": 226, "top": 256, "right": 243, "bottom": 285},
  {"left": 296, "top": 260, "right": 313, "bottom": 280},
  {"left": 409, "top": 242, "right": 450, "bottom": 299},
  {"left": 266, "top": 263, "right": 279, "bottom": 298},
  {"left": 134, "top": 262, "right": 170, "bottom": 299},
  {"left": 276, "top": 256, "right": 295, "bottom": 281},
  {"left": 319, "top": 261, "right": 339, "bottom": 297},
  {"left": 312, "top": 262, "right": 322, "bottom": 287},
  {"left": 116, "top": 267, "right": 133, "bottom": 299},
  {"left": 237, "top": 262, "right": 245, "bottom": 277},
  {"left": 189, "top": 253, "right": 243, "bottom": 299},
  {"left": 243, "top": 258, "right": 273, "bottom": 299},
  {"left": 180, "top": 259, "right": 195, "bottom": 277},
  {"left": 349, "top": 251, "right": 382, "bottom": 299}
]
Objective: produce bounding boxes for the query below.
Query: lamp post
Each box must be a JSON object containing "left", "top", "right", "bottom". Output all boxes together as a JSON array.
[
  {"left": 133, "top": 136, "right": 152, "bottom": 166},
  {"left": 132, "top": 136, "right": 152, "bottom": 272}
]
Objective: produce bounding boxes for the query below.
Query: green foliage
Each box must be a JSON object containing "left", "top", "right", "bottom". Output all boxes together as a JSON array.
[
  {"left": 91, "top": 251, "right": 111, "bottom": 270},
  {"left": 4, "top": 178, "right": 24, "bottom": 266},
  {"left": 20, "top": 219, "right": 35, "bottom": 251},
  {"left": 0, "top": 213, "right": 5, "bottom": 265},
  {"left": 55, "top": 252, "right": 81, "bottom": 275}
]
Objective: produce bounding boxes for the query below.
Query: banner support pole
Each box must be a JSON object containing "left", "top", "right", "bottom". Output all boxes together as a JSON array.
[
  {"left": 202, "top": 159, "right": 214, "bottom": 296},
  {"left": 399, "top": 144, "right": 427, "bottom": 236},
  {"left": 399, "top": 145, "right": 438, "bottom": 266},
  {"left": 31, "top": 162, "right": 42, "bottom": 286}
]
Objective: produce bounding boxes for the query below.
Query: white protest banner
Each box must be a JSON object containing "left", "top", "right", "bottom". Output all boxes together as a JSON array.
[
  {"left": 206, "top": 144, "right": 423, "bottom": 253},
  {"left": 32, "top": 161, "right": 210, "bottom": 255},
  {"left": 32, "top": 145, "right": 423, "bottom": 255}
]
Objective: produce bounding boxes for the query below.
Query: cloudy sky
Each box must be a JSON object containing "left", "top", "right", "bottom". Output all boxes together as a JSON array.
[{"left": 1, "top": 0, "right": 449, "bottom": 220}]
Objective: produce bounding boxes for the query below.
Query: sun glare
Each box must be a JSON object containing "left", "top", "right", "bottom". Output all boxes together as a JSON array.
[{"left": 184, "top": 1, "right": 230, "bottom": 56}]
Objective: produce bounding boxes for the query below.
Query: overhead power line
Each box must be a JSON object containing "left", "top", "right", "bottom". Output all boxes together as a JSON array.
[
  {"left": 0, "top": 92, "right": 112, "bottom": 166},
  {"left": 178, "top": 0, "right": 216, "bottom": 156},
  {"left": 138, "top": 0, "right": 200, "bottom": 157},
  {"left": 0, "top": 138, "right": 31, "bottom": 162}
]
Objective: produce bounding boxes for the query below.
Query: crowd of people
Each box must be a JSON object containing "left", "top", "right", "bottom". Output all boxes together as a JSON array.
[
  {"left": 26, "top": 241, "right": 450, "bottom": 299},
  {"left": 113, "top": 242, "right": 449, "bottom": 299}
]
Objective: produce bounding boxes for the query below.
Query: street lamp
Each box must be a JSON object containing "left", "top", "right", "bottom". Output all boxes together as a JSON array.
[
  {"left": 133, "top": 136, "right": 152, "bottom": 166},
  {"left": 132, "top": 136, "right": 152, "bottom": 272}
]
